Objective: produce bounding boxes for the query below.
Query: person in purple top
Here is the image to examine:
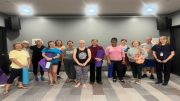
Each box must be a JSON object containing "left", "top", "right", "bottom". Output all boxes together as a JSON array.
[{"left": 88, "top": 39, "right": 105, "bottom": 84}]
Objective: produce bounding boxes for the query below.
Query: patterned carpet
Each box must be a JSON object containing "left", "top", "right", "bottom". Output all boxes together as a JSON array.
[{"left": 0, "top": 72, "right": 180, "bottom": 101}]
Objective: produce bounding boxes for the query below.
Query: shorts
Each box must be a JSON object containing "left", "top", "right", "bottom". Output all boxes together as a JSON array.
[{"left": 143, "top": 59, "right": 155, "bottom": 68}]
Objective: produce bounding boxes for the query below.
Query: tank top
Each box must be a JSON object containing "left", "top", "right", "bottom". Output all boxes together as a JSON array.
[{"left": 75, "top": 48, "right": 89, "bottom": 66}]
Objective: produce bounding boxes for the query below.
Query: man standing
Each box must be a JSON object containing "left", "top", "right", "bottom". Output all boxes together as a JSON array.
[{"left": 141, "top": 36, "right": 155, "bottom": 79}]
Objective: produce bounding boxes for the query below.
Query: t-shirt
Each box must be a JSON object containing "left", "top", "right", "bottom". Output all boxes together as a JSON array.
[
  {"left": 152, "top": 44, "right": 174, "bottom": 60},
  {"left": 30, "top": 45, "right": 45, "bottom": 61},
  {"left": 141, "top": 43, "right": 154, "bottom": 59},
  {"left": 63, "top": 47, "right": 75, "bottom": 60},
  {"left": 88, "top": 45, "right": 104, "bottom": 61},
  {"left": 120, "top": 45, "right": 129, "bottom": 53},
  {"left": 9, "top": 50, "right": 30, "bottom": 69},
  {"left": 105, "top": 46, "right": 125, "bottom": 61},
  {"left": 42, "top": 48, "right": 61, "bottom": 64},
  {"left": 127, "top": 47, "right": 148, "bottom": 62}
]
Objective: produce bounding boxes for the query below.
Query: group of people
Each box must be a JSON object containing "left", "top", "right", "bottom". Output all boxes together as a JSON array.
[{"left": 2, "top": 35, "right": 175, "bottom": 95}]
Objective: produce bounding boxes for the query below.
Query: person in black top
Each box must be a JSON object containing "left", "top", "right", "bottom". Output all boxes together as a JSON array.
[
  {"left": 73, "top": 40, "right": 91, "bottom": 88},
  {"left": 30, "top": 40, "right": 45, "bottom": 81},
  {"left": 152, "top": 36, "right": 175, "bottom": 86}
]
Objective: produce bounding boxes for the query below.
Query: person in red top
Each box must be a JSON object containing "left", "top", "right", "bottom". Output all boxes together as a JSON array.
[{"left": 89, "top": 39, "right": 105, "bottom": 84}]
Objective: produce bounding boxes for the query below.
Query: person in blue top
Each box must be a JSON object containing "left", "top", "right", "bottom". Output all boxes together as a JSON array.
[
  {"left": 152, "top": 36, "right": 175, "bottom": 86},
  {"left": 42, "top": 41, "right": 61, "bottom": 86}
]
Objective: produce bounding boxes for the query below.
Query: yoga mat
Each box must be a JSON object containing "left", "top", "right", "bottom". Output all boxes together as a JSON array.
[
  {"left": 95, "top": 49, "right": 105, "bottom": 67},
  {"left": 22, "top": 67, "right": 29, "bottom": 85}
]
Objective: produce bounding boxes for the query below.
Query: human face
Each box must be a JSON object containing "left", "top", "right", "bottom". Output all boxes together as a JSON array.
[
  {"left": 121, "top": 40, "right": 127, "bottom": 45},
  {"left": 132, "top": 41, "right": 140, "bottom": 48},
  {"left": 111, "top": 40, "right": 117, "bottom": 47},
  {"left": 159, "top": 36, "right": 167, "bottom": 45},
  {"left": 67, "top": 42, "right": 73, "bottom": 48},
  {"left": 15, "top": 43, "right": 23, "bottom": 51},
  {"left": 49, "top": 42, "right": 56, "bottom": 48},
  {"left": 91, "top": 40, "right": 98, "bottom": 47},
  {"left": 56, "top": 40, "right": 62, "bottom": 46},
  {"left": 146, "top": 37, "right": 152, "bottom": 44},
  {"left": 79, "top": 40, "right": 85, "bottom": 48},
  {"left": 36, "top": 40, "right": 42, "bottom": 46},
  {"left": 22, "top": 43, "right": 29, "bottom": 48}
]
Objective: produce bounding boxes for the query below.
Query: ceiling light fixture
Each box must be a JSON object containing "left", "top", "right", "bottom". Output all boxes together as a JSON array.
[
  {"left": 85, "top": 4, "right": 98, "bottom": 16},
  {"left": 18, "top": 5, "right": 34, "bottom": 16}
]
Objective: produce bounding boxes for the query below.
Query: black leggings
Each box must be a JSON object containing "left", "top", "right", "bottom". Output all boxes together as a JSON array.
[
  {"left": 32, "top": 60, "right": 44, "bottom": 76},
  {"left": 57, "top": 61, "right": 62, "bottom": 75},
  {"left": 129, "top": 62, "right": 143, "bottom": 79},
  {"left": 7, "top": 68, "right": 22, "bottom": 84}
]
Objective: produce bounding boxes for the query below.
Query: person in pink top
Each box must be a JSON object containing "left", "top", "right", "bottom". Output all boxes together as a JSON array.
[{"left": 106, "top": 38, "right": 125, "bottom": 83}]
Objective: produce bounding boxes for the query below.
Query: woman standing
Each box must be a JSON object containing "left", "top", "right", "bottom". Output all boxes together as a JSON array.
[
  {"left": 120, "top": 39, "right": 130, "bottom": 77},
  {"left": 42, "top": 41, "right": 61, "bottom": 85},
  {"left": 127, "top": 40, "right": 148, "bottom": 84},
  {"left": 4, "top": 42, "right": 30, "bottom": 94},
  {"left": 152, "top": 36, "right": 175, "bottom": 86},
  {"left": 73, "top": 40, "right": 91, "bottom": 88},
  {"left": 106, "top": 38, "right": 125, "bottom": 83},
  {"left": 30, "top": 40, "right": 45, "bottom": 81},
  {"left": 62, "top": 41, "right": 76, "bottom": 83},
  {"left": 55, "top": 40, "right": 66, "bottom": 79},
  {"left": 89, "top": 39, "right": 105, "bottom": 84}
]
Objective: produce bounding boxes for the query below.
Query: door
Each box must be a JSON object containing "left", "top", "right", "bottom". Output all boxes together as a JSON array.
[
  {"left": 171, "top": 27, "right": 180, "bottom": 75},
  {"left": 0, "top": 27, "right": 10, "bottom": 74}
]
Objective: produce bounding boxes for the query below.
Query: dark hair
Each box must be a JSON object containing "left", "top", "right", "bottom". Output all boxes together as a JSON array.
[
  {"left": 111, "top": 37, "right": 118, "bottom": 42},
  {"left": 91, "top": 39, "right": 98, "bottom": 42},
  {"left": 13, "top": 42, "right": 23, "bottom": 50},
  {"left": 55, "top": 40, "right": 63, "bottom": 46},
  {"left": 67, "top": 40, "right": 74, "bottom": 45},
  {"left": 121, "top": 39, "right": 127, "bottom": 42},
  {"left": 48, "top": 41, "right": 55, "bottom": 48}
]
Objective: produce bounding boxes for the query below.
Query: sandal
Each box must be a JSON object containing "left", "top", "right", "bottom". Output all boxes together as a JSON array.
[{"left": 3, "top": 90, "right": 9, "bottom": 95}]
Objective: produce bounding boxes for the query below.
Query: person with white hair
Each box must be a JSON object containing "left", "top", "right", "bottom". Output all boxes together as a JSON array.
[{"left": 73, "top": 40, "right": 91, "bottom": 88}]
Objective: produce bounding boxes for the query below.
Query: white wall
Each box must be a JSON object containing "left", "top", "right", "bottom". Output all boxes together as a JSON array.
[
  {"left": 7, "top": 16, "right": 160, "bottom": 50},
  {"left": 0, "top": 14, "right": 5, "bottom": 27},
  {"left": 172, "top": 12, "right": 180, "bottom": 26}
]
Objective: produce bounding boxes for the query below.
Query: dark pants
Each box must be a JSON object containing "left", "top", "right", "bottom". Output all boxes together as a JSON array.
[
  {"left": 122, "top": 64, "right": 127, "bottom": 77},
  {"left": 57, "top": 61, "right": 62, "bottom": 75},
  {"left": 156, "top": 61, "right": 171, "bottom": 83},
  {"left": 129, "top": 62, "right": 142, "bottom": 79},
  {"left": 111, "top": 60, "right": 123, "bottom": 80},
  {"left": 90, "top": 61, "right": 102, "bottom": 82},
  {"left": 7, "top": 68, "right": 22, "bottom": 84},
  {"left": 64, "top": 59, "right": 76, "bottom": 79},
  {"left": 32, "top": 60, "right": 44, "bottom": 76}
]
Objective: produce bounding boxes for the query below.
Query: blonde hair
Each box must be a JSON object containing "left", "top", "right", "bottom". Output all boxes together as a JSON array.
[{"left": 158, "top": 36, "right": 170, "bottom": 45}]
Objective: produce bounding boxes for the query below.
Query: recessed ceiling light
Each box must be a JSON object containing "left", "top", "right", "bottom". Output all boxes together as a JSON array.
[
  {"left": 18, "top": 5, "right": 34, "bottom": 16},
  {"left": 85, "top": 4, "right": 98, "bottom": 16},
  {"left": 143, "top": 4, "right": 157, "bottom": 15}
]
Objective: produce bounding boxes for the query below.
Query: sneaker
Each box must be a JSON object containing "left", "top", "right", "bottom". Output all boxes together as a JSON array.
[
  {"left": 35, "top": 76, "right": 39, "bottom": 81},
  {"left": 97, "top": 81, "right": 103, "bottom": 85},
  {"left": 119, "top": 79, "right": 125, "bottom": 83},
  {"left": 142, "top": 74, "right": 148, "bottom": 78},
  {"left": 90, "top": 81, "right": 95, "bottom": 85},
  {"left": 41, "top": 76, "right": 45, "bottom": 81},
  {"left": 113, "top": 79, "right": 117, "bottom": 83},
  {"left": 155, "top": 81, "right": 162, "bottom": 84},
  {"left": 162, "top": 82, "right": 168, "bottom": 86},
  {"left": 57, "top": 75, "right": 62, "bottom": 79},
  {"left": 150, "top": 75, "right": 155, "bottom": 79},
  {"left": 136, "top": 79, "right": 141, "bottom": 84}
]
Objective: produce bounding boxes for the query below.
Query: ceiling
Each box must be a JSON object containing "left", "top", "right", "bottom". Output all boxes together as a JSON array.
[{"left": 0, "top": 0, "right": 180, "bottom": 16}]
